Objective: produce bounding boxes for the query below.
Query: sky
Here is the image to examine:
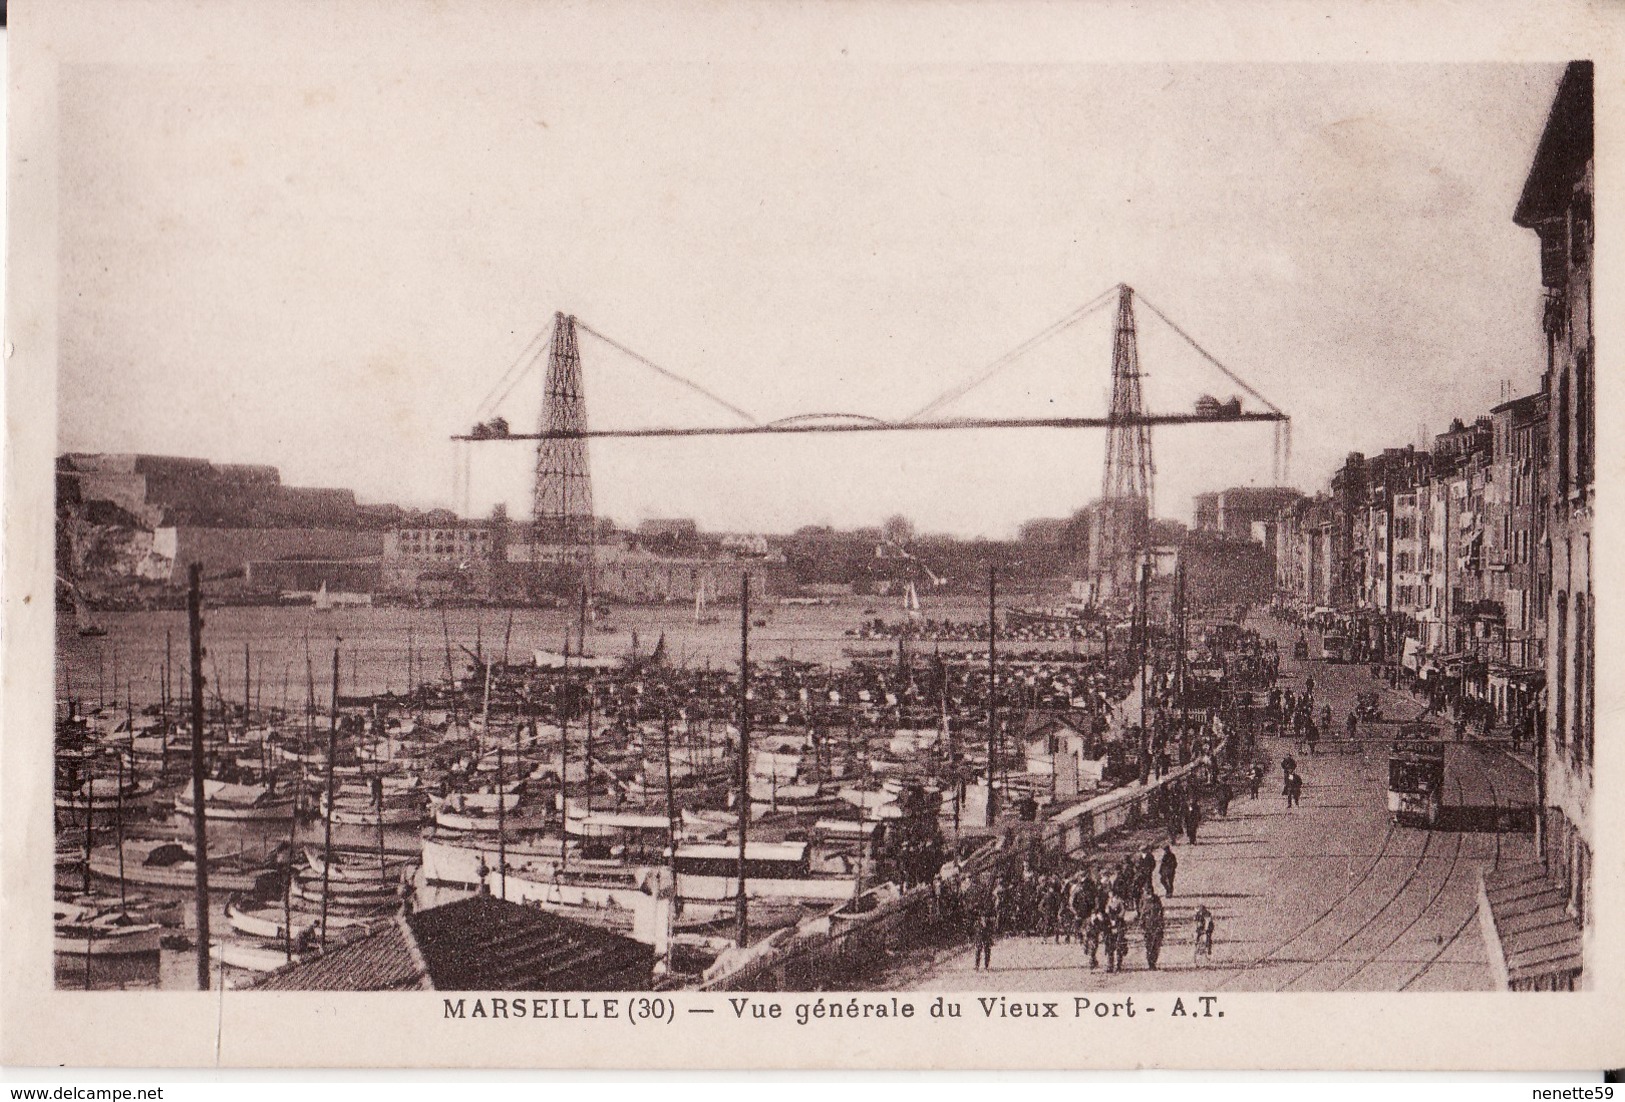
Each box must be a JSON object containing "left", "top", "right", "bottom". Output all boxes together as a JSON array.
[{"left": 56, "top": 61, "right": 1564, "bottom": 538}]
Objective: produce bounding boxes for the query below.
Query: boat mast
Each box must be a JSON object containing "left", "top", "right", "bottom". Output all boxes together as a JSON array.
[
  {"left": 559, "top": 635, "right": 570, "bottom": 874},
  {"left": 1138, "top": 559, "right": 1151, "bottom": 786},
  {"left": 406, "top": 624, "right": 415, "bottom": 699},
  {"left": 115, "top": 750, "right": 127, "bottom": 911},
  {"left": 584, "top": 682, "right": 595, "bottom": 813},
  {"left": 284, "top": 770, "right": 299, "bottom": 962},
  {"left": 319, "top": 646, "right": 339, "bottom": 950},
  {"left": 496, "top": 744, "right": 507, "bottom": 901},
  {"left": 244, "top": 642, "right": 252, "bottom": 747},
  {"left": 986, "top": 564, "right": 997, "bottom": 827},
  {"left": 735, "top": 573, "right": 751, "bottom": 948},
  {"left": 662, "top": 705, "right": 680, "bottom": 915},
  {"left": 186, "top": 563, "right": 211, "bottom": 991}
]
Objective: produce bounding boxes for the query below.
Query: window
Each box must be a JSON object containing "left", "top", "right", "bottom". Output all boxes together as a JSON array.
[
  {"left": 1582, "top": 594, "right": 1594, "bottom": 767},
  {"left": 1557, "top": 368, "right": 1571, "bottom": 495},
  {"left": 1571, "top": 190, "right": 1591, "bottom": 267},
  {"left": 1570, "top": 597, "right": 1586, "bottom": 763},
  {"left": 1554, "top": 593, "right": 1568, "bottom": 751},
  {"left": 1575, "top": 350, "right": 1592, "bottom": 490}
]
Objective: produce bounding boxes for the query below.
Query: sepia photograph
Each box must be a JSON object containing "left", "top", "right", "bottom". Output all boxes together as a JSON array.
[{"left": 3, "top": 0, "right": 1620, "bottom": 1072}]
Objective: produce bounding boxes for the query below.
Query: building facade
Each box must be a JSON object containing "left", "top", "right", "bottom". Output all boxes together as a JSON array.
[{"left": 1515, "top": 60, "right": 1593, "bottom": 987}]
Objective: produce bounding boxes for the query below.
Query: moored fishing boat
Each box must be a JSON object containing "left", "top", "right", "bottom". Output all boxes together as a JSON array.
[
  {"left": 173, "top": 779, "right": 295, "bottom": 822},
  {"left": 302, "top": 846, "right": 415, "bottom": 883},
  {"left": 223, "top": 897, "right": 314, "bottom": 941},
  {"left": 54, "top": 776, "right": 161, "bottom": 814},
  {"left": 53, "top": 902, "right": 162, "bottom": 957},
  {"left": 210, "top": 940, "right": 307, "bottom": 974},
  {"left": 88, "top": 839, "right": 279, "bottom": 894}
]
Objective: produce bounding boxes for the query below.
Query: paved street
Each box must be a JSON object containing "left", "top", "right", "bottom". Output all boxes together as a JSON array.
[{"left": 891, "top": 619, "right": 1536, "bottom": 992}]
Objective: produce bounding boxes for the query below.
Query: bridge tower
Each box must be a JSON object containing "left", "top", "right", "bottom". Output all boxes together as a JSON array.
[
  {"left": 1089, "top": 285, "right": 1154, "bottom": 602},
  {"left": 532, "top": 312, "right": 596, "bottom": 593}
]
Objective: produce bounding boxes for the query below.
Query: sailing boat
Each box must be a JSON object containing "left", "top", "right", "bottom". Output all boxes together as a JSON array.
[
  {"left": 694, "top": 578, "right": 720, "bottom": 625},
  {"left": 903, "top": 580, "right": 923, "bottom": 622},
  {"left": 72, "top": 586, "right": 107, "bottom": 638},
  {"left": 313, "top": 581, "right": 334, "bottom": 613}
]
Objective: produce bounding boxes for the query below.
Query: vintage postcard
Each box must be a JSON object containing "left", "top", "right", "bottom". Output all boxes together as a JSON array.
[{"left": 4, "top": 0, "right": 1622, "bottom": 1071}]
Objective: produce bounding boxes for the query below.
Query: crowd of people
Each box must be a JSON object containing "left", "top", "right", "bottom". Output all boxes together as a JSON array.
[
  {"left": 934, "top": 610, "right": 1341, "bottom": 978},
  {"left": 953, "top": 845, "right": 1211, "bottom": 974},
  {"left": 849, "top": 615, "right": 1091, "bottom": 644}
]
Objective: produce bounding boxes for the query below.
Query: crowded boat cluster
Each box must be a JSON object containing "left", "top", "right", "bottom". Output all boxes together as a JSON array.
[
  {"left": 54, "top": 604, "right": 1186, "bottom": 989},
  {"left": 847, "top": 614, "right": 1091, "bottom": 644}
]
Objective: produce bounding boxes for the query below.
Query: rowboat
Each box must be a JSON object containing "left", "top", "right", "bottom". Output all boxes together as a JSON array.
[
  {"left": 89, "top": 839, "right": 278, "bottom": 894},
  {"left": 224, "top": 898, "right": 315, "bottom": 941},
  {"left": 330, "top": 804, "right": 424, "bottom": 826},
  {"left": 53, "top": 903, "right": 162, "bottom": 957},
  {"left": 302, "top": 847, "right": 415, "bottom": 883},
  {"left": 210, "top": 940, "right": 306, "bottom": 974},
  {"left": 173, "top": 780, "right": 295, "bottom": 822},
  {"left": 54, "top": 778, "right": 160, "bottom": 813}
]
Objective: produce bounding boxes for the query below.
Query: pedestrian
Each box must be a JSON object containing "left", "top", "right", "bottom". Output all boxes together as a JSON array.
[
  {"left": 1185, "top": 797, "right": 1201, "bottom": 845},
  {"left": 1084, "top": 907, "right": 1105, "bottom": 970},
  {"left": 1140, "top": 891, "right": 1165, "bottom": 971},
  {"left": 1346, "top": 711, "right": 1358, "bottom": 740},
  {"left": 973, "top": 907, "right": 997, "bottom": 971},
  {"left": 1284, "top": 769, "right": 1303, "bottom": 808},
  {"left": 1158, "top": 845, "right": 1178, "bottom": 897},
  {"left": 1137, "top": 847, "right": 1157, "bottom": 894},
  {"left": 1306, "top": 721, "right": 1319, "bottom": 756},
  {"left": 1110, "top": 909, "right": 1130, "bottom": 972},
  {"left": 1193, "top": 904, "right": 1215, "bottom": 959},
  {"left": 1281, "top": 753, "right": 1297, "bottom": 777},
  {"left": 1249, "top": 763, "right": 1264, "bottom": 799},
  {"left": 1216, "top": 782, "right": 1232, "bottom": 818},
  {"left": 1041, "top": 879, "right": 1062, "bottom": 944}
]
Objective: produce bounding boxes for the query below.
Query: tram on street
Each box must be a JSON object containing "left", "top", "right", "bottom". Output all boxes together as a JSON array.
[{"left": 1387, "top": 733, "right": 1446, "bottom": 827}]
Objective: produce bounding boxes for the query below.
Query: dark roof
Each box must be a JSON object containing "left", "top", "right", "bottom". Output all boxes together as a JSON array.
[
  {"left": 408, "top": 894, "right": 653, "bottom": 991},
  {"left": 249, "top": 896, "right": 654, "bottom": 992},
  {"left": 250, "top": 915, "right": 427, "bottom": 992},
  {"left": 1489, "top": 391, "right": 1546, "bottom": 418},
  {"left": 1514, "top": 62, "right": 1593, "bottom": 227},
  {"left": 1480, "top": 863, "right": 1584, "bottom": 987}
]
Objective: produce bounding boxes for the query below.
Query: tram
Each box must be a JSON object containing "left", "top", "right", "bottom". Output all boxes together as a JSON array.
[{"left": 1387, "top": 733, "right": 1445, "bottom": 827}]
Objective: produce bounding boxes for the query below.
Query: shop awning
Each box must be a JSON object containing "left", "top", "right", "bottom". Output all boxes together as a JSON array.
[{"left": 1478, "top": 864, "right": 1584, "bottom": 991}]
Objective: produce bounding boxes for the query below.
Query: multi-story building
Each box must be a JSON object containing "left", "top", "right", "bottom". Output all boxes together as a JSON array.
[
  {"left": 1486, "top": 391, "right": 1550, "bottom": 671},
  {"left": 1479, "top": 60, "right": 1590, "bottom": 993},
  {"left": 383, "top": 511, "right": 504, "bottom": 597}
]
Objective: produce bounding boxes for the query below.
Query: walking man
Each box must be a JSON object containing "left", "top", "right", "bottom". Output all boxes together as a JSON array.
[
  {"left": 1249, "top": 763, "right": 1265, "bottom": 799},
  {"left": 1194, "top": 904, "right": 1215, "bottom": 959},
  {"left": 1284, "top": 769, "right": 1303, "bottom": 808},
  {"left": 973, "top": 907, "right": 997, "bottom": 971},
  {"left": 1185, "top": 797, "right": 1201, "bottom": 845},
  {"left": 1140, "top": 891, "right": 1165, "bottom": 971},
  {"left": 1158, "top": 845, "right": 1178, "bottom": 897},
  {"left": 1084, "top": 907, "right": 1105, "bottom": 970}
]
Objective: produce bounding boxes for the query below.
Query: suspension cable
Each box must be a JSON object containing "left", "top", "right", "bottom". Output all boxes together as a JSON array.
[
  {"left": 575, "top": 320, "right": 760, "bottom": 426},
  {"left": 1133, "top": 292, "right": 1286, "bottom": 416},
  {"left": 903, "top": 285, "right": 1120, "bottom": 423},
  {"left": 473, "top": 325, "right": 552, "bottom": 417}
]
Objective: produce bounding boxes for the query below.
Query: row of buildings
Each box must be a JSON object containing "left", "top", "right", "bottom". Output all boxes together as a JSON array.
[
  {"left": 56, "top": 455, "right": 787, "bottom": 605},
  {"left": 1273, "top": 63, "right": 1593, "bottom": 990}
]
